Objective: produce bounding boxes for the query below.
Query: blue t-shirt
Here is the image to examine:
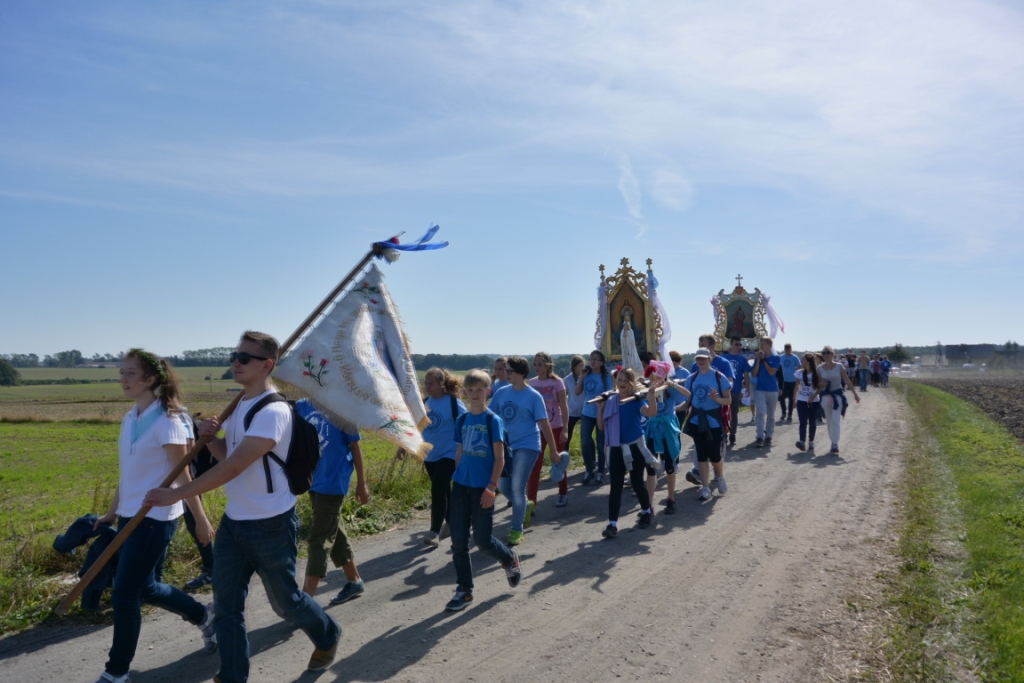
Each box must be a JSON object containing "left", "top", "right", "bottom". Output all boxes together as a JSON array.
[
  {"left": 753, "top": 353, "right": 782, "bottom": 392},
  {"left": 422, "top": 394, "right": 467, "bottom": 462},
  {"left": 685, "top": 371, "right": 728, "bottom": 429},
  {"left": 718, "top": 352, "right": 750, "bottom": 393},
  {"left": 617, "top": 399, "right": 647, "bottom": 443},
  {"left": 672, "top": 366, "right": 690, "bottom": 383},
  {"left": 297, "top": 399, "right": 361, "bottom": 497},
  {"left": 454, "top": 411, "right": 505, "bottom": 489},
  {"left": 653, "top": 386, "right": 687, "bottom": 419},
  {"left": 779, "top": 354, "right": 802, "bottom": 383},
  {"left": 881, "top": 360, "right": 892, "bottom": 374},
  {"left": 580, "top": 371, "right": 613, "bottom": 418},
  {"left": 488, "top": 384, "right": 547, "bottom": 451},
  {"left": 691, "top": 356, "right": 736, "bottom": 381},
  {"left": 490, "top": 379, "right": 510, "bottom": 397}
]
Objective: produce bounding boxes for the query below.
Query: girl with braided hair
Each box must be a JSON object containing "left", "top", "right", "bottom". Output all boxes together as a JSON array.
[{"left": 92, "top": 349, "right": 217, "bottom": 683}]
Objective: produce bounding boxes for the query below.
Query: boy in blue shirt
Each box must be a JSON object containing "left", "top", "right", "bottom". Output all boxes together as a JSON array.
[
  {"left": 446, "top": 370, "right": 522, "bottom": 612},
  {"left": 752, "top": 337, "right": 782, "bottom": 447},
  {"left": 719, "top": 336, "right": 751, "bottom": 447},
  {"left": 294, "top": 399, "right": 371, "bottom": 606},
  {"left": 777, "top": 343, "right": 802, "bottom": 422}
]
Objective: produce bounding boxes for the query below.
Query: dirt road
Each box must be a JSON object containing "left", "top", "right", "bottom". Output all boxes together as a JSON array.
[{"left": 0, "top": 389, "right": 905, "bottom": 683}]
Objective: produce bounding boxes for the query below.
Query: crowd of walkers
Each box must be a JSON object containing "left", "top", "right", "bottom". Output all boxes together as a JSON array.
[{"left": 89, "top": 330, "right": 866, "bottom": 683}]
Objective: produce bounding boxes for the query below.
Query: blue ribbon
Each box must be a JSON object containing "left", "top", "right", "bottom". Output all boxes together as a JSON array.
[{"left": 374, "top": 225, "right": 449, "bottom": 257}]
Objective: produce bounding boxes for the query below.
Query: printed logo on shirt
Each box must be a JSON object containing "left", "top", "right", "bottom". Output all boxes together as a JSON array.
[
  {"left": 462, "top": 423, "right": 491, "bottom": 458},
  {"left": 494, "top": 400, "right": 519, "bottom": 425},
  {"left": 425, "top": 409, "right": 442, "bottom": 434},
  {"left": 691, "top": 382, "right": 713, "bottom": 404},
  {"left": 583, "top": 376, "right": 601, "bottom": 394}
]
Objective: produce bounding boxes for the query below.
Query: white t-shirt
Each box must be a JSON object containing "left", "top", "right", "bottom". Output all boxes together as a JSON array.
[
  {"left": 563, "top": 374, "right": 585, "bottom": 418},
  {"left": 794, "top": 369, "right": 820, "bottom": 403},
  {"left": 222, "top": 389, "right": 295, "bottom": 521},
  {"left": 118, "top": 401, "right": 188, "bottom": 521}
]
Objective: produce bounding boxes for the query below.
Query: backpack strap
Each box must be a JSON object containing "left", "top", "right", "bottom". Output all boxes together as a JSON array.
[
  {"left": 243, "top": 393, "right": 287, "bottom": 494},
  {"left": 449, "top": 393, "right": 458, "bottom": 422}
]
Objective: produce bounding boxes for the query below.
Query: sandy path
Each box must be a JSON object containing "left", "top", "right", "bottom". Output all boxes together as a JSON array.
[{"left": 0, "top": 389, "right": 905, "bottom": 683}]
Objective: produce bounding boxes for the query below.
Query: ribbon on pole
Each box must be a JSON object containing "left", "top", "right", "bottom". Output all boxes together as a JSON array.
[
  {"left": 764, "top": 294, "right": 785, "bottom": 339},
  {"left": 274, "top": 264, "right": 432, "bottom": 459},
  {"left": 646, "top": 268, "right": 672, "bottom": 362},
  {"left": 594, "top": 284, "right": 608, "bottom": 351},
  {"left": 374, "top": 224, "right": 449, "bottom": 263}
]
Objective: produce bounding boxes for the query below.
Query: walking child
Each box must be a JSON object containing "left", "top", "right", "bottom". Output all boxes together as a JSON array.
[
  {"left": 561, "top": 355, "right": 586, "bottom": 449},
  {"left": 446, "top": 370, "right": 522, "bottom": 612},
  {"left": 421, "top": 368, "right": 467, "bottom": 547},
  {"left": 597, "top": 368, "right": 659, "bottom": 538},
  {"left": 817, "top": 346, "right": 861, "bottom": 456},
  {"left": 683, "top": 348, "right": 732, "bottom": 501},
  {"left": 93, "top": 350, "right": 217, "bottom": 683},
  {"left": 575, "top": 350, "right": 614, "bottom": 485},
  {"left": 642, "top": 362, "right": 690, "bottom": 514},
  {"left": 792, "top": 354, "right": 821, "bottom": 451},
  {"left": 528, "top": 352, "right": 570, "bottom": 509}
]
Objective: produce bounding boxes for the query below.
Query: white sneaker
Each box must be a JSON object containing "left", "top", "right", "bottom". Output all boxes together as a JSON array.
[
  {"left": 198, "top": 603, "right": 217, "bottom": 653},
  {"left": 423, "top": 532, "right": 439, "bottom": 548},
  {"left": 717, "top": 477, "right": 727, "bottom": 495},
  {"left": 698, "top": 486, "right": 712, "bottom": 501},
  {"left": 439, "top": 522, "right": 451, "bottom": 541},
  {"left": 555, "top": 494, "right": 568, "bottom": 507},
  {"left": 95, "top": 673, "right": 130, "bottom": 683}
]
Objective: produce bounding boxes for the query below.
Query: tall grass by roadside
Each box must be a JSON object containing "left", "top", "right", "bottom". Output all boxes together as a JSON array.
[{"left": 893, "top": 381, "right": 1024, "bottom": 682}]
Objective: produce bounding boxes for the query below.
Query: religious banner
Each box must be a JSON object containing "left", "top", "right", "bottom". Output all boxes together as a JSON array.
[{"left": 274, "top": 264, "right": 431, "bottom": 459}]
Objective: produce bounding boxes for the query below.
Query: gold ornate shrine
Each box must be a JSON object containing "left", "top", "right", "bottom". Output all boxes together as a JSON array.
[
  {"left": 596, "top": 258, "right": 664, "bottom": 362},
  {"left": 713, "top": 274, "right": 768, "bottom": 352}
]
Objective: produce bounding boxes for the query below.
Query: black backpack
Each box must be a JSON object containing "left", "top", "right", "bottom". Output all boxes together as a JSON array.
[{"left": 243, "top": 393, "right": 321, "bottom": 495}]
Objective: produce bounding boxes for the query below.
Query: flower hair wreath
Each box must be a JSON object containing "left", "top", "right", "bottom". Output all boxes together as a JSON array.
[{"left": 129, "top": 348, "right": 168, "bottom": 386}]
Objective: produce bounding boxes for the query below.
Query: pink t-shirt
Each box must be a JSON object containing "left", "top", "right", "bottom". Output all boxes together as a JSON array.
[{"left": 528, "top": 377, "right": 566, "bottom": 429}]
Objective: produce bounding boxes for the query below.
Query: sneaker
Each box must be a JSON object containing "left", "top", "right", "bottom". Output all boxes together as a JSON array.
[
  {"left": 503, "top": 549, "right": 522, "bottom": 588},
  {"left": 524, "top": 500, "right": 536, "bottom": 529},
  {"left": 764, "top": 437, "right": 772, "bottom": 447},
  {"left": 684, "top": 469, "right": 701, "bottom": 486},
  {"left": 728, "top": 435, "right": 736, "bottom": 447},
  {"left": 664, "top": 499, "right": 676, "bottom": 514},
  {"left": 637, "top": 511, "right": 652, "bottom": 528},
  {"left": 198, "top": 603, "right": 217, "bottom": 653},
  {"left": 185, "top": 570, "right": 213, "bottom": 591},
  {"left": 795, "top": 441, "right": 806, "bottom": 451},
  {"left": 423, "top": 532, "right": 439, "bottom": 548},
  {"left": 330, "top": 579, "right": 365, "bottom": 605},
  {"left": 507, "top": 529, "right": 524, "bottom": 546},
  {"left": 830, "top": 445, "right": 840, "bottom": 456},
  {"left": 717, "top": 477, "right": 728, "bottom": 495},
  {"left": 601, "top": 524, "right": 618, "bottom": 539},
  {"left": 698, "top": 486, "right": 713, "bottom": 501},
  {"left": 808, "top": 441, "right": 815, "bottom": 451},
  {"left": 787, "top": 415, "right": 794, "bottom": 422},
  {"left": 438, "top": 522, "right": 451, "bottom": 541},
  {"left": 307, "top": 633, "right": 341, "bottom": 671},
  {"left": 95, "top": 673, "right": 130, "bottom": 683},
  {"left": 755, "top": 438, "right": 764, "bottom": 448},
  {"left": 444, "top": 586, "right": 474, "bottom": 612},
  {"left": 555, "top": 494, "right": 568, "bottom": 507},
  {"left": 594, "top": 472, "right": 605, "bottom": 486},
  {"left": 581, "top": 471, "right": 594, "bottom": 486}
]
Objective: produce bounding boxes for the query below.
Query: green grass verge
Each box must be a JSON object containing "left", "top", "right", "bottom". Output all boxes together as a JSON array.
[{"left": 895, "top": 381, "right": 1024, "bottom": 682}]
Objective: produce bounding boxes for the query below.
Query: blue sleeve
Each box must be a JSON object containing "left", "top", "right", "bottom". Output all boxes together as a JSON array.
[
  {"left": 455, "top": 415, "right": 465, "bottom": 445},
  {"left": 690, "top": 362, "right": 698, "bottom": 374},
  {"left": 718, "top": 358, "right": 735, "bottom": 379},
  {"left": 346, "top": 429, "right": 361, "bottom": 444},
  {"left": 492, "top": 416, "right": 506, "bottom": 444},
  {"left": 768, "top": 355, "right": 782, "bottom": 370}
]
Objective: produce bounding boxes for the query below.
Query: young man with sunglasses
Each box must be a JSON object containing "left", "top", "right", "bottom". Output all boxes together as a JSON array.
[{"left": 145, "top": 331, "right": 341, "bottom": 682}]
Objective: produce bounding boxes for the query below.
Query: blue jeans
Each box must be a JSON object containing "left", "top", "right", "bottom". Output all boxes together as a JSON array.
[
  {"left": 449, "top": 482, "right": 514, "bottom": 592},
  {"left": 579, "top": 415, "right": 605, "bottom": 474},
  {"left": 858, "top": 369, "right": 869, "bottom": 391},
  {"left": 498, "top": 448, "right": 540, "bottom": 532},
  {"left": 213, "top": 509, "right": 340, "bottom": 683},
  {"left": 106, "top": 516, "right": 206, "bottom": 677}
]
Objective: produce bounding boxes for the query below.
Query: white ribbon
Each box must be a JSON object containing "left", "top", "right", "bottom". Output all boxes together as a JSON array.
[
  {"left": 594, "top": 285, "right": 608, "bottom": 351},
  {"left": 764, "top": 294, "right": 786, "bottom": 339},
  {"left": 646, "top": 270, "right": 673, "bottom": 362}
]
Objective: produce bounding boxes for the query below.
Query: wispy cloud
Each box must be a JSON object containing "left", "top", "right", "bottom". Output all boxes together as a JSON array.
[{"left": 615, "top": 152, "right": 643, "bottom": 220}]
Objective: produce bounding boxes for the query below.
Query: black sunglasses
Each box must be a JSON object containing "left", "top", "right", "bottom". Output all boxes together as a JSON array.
[{"left": 230, "top": 352, "right": 270, "bottom": 365}]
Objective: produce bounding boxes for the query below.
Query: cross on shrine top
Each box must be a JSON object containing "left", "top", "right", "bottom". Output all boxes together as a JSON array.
[{"left": 735, "top": 274, "right": 743, "bottom": 287}]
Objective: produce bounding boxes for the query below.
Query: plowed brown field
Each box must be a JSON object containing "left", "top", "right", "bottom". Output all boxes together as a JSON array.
[{"left": 914, "top": 376, "right": 1024, "bottom": 441}]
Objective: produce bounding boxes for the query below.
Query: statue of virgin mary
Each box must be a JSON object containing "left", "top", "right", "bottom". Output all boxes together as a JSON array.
[{"left": 620, "top": 321, "right": 644, "bottom": 375}]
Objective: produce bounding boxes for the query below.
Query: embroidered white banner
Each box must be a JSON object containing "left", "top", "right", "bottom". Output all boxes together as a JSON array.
[{"left": 274, "top": 265, "right": 430, "bottom": 458}]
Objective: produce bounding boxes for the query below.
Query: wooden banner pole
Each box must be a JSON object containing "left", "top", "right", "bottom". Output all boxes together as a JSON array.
[{"left": 54, "top": 242, "right": 385, "bottom": 616}]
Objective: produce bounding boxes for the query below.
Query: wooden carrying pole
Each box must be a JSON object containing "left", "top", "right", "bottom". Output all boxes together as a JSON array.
[{"left": 54, "top": 242, "right": 385, "bottom": 616}]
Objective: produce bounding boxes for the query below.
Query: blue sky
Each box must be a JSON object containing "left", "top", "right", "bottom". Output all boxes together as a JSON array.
[{"left": 2, "top": 1, "right": 1022, "bottom": 358}]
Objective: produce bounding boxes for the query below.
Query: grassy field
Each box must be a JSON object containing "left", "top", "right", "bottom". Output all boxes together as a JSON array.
[{"left": 893, "top": 381, "right": 1024, "bottom": 682}]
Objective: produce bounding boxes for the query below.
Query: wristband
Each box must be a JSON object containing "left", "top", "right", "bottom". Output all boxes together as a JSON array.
[{"left": 482, "top": 488, "right": 496, "bottom": 498}]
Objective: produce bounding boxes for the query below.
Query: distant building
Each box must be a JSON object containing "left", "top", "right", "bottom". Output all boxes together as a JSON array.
[{"left": 944, "top": 344, "right": 995, "bottom": 364}]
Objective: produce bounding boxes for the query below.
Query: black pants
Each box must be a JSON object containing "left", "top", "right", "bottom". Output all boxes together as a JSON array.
[
  {"left": 565, "top": 415, "right": 581, "bottom": 446},
  {"left": 730, "top": 391, "right": 743, "bottom": 438},
  {"left": 424, "top": 458, "right": 456, "bottom": 534},
  {"left": 183, "top": 504, "right": 214, "bottom": 572},
  {"left": 608, "top": 443, "right": 651, "bottom": 522},
  {"left": 796, "top": 401, "right": 818, "bottom": 443},
  {"left": 779, "top": 381, "right": 796, "bottom": 418}
]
